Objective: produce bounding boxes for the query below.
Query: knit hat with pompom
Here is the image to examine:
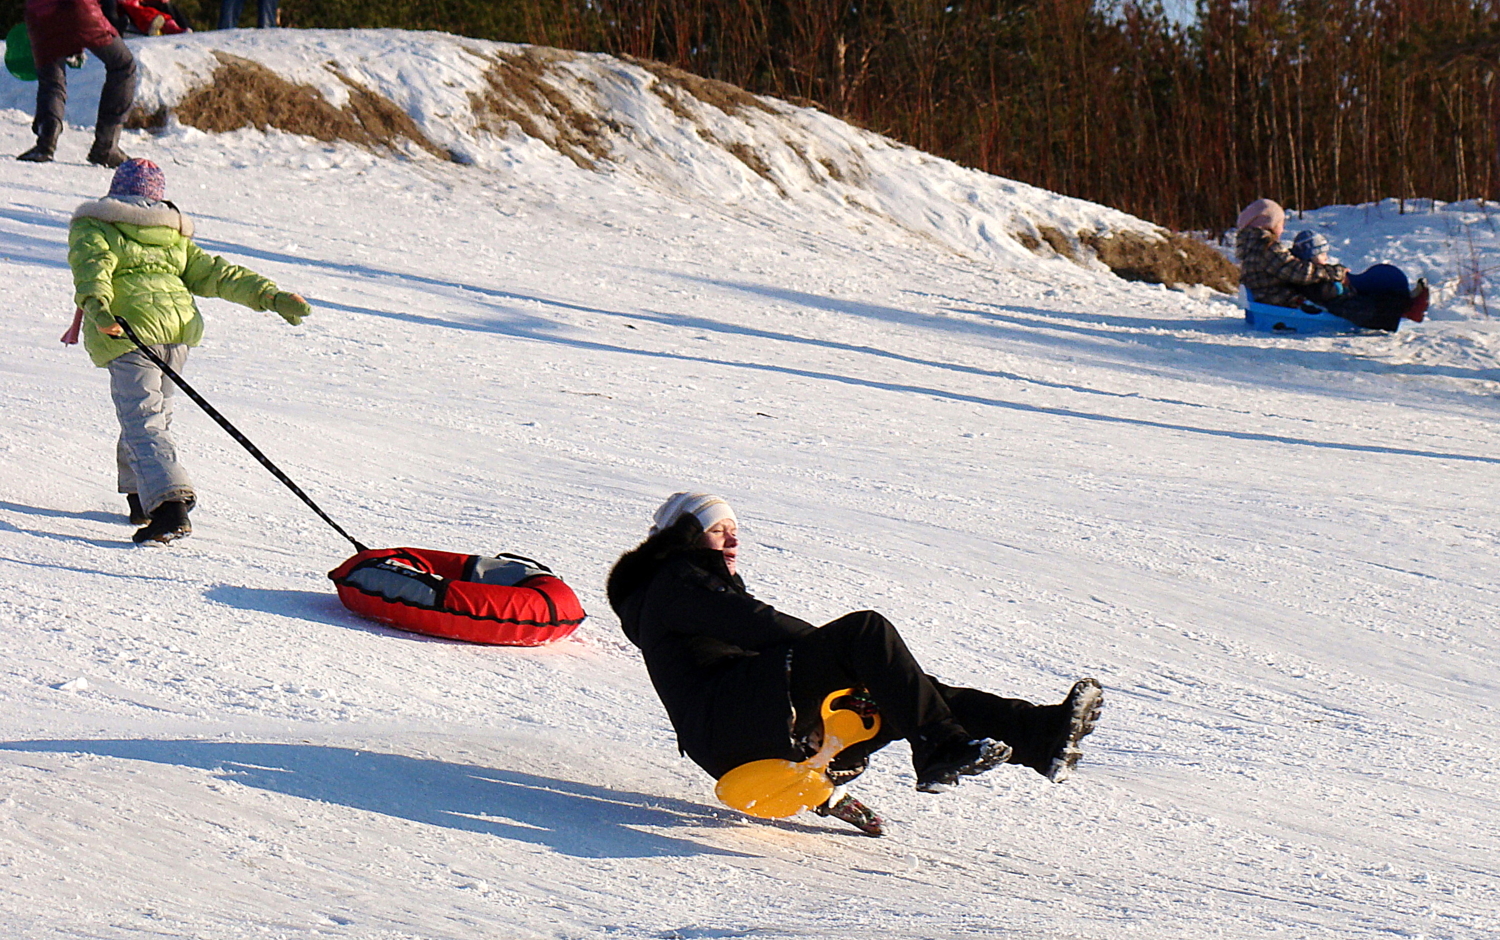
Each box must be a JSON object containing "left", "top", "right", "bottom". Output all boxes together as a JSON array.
[{"left": 108, "top": 158, "right": 166, "bottom": 202}]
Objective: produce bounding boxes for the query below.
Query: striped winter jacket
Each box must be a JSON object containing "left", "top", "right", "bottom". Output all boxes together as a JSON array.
[{"left": 1235, "top": 226, "right": 1348, "bottom": 308}]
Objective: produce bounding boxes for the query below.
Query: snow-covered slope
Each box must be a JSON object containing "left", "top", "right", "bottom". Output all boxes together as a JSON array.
[
  {"left": 2, "top": 28, "right": 1203, "bottom": 278},
  {"left": 2, "top": 28, "right": 1499, "bottom": 940}
]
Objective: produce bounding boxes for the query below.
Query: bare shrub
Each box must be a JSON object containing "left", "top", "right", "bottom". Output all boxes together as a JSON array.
[
  {"left": 169, "top": 52, "right": 447, "bottom": 159},
  {"left": 725, "top": 142, "right": 775, "bottom": 184},
  {"left": 1011, "top": 229, "right": 1043, "bottom": 252},
  {"left": 1080, "top": 230, "right": 1239, "bottom": 294},
  {"left": 469, "top": 48, "right": 608, "bottom": 169},
  {"left": 1037, "top": 225, "right": 1077, "bottom": 261},
  {"left": 626, "top": 56, "right": 777, "bottom": 118}
]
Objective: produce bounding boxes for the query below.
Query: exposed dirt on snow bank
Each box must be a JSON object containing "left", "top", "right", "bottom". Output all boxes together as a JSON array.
[
  {"left": 469, "top": 47, "right": 609, "bottom": 170},
  {"left": 11, "top": 28, "right": 1241, "bottom": 289},
  {"left": 1083, "top": 229, "right": 1241, "bottom": 293},
  {"left": 128, "top": 51, "right": 451, "bottom": 160}
]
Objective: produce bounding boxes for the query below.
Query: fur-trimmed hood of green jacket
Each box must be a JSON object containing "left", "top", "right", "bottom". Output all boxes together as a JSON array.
[{"left": 69, "top": 197, "right": 283, "bottom": 367}]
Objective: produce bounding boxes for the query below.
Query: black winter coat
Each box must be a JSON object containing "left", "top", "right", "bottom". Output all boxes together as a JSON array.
[{"left": 607, "top": 517, "right": 817, "bottom": 778}]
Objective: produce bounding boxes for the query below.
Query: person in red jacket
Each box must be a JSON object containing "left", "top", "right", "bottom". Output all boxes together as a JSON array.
[
  {"left": 113, "top": 0, "right": 191, "bottom": 36},
  {"left": 17, "top": 0, "right": 137, "bottom": 167}
]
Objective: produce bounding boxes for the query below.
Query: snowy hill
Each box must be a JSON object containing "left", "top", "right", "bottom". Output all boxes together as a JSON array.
[
  {"left": 3, "top": 28, "right": 1236, "bottom": 288},
  {"left": 2, "top": 27, "right": 1500, "bottom": 940}
]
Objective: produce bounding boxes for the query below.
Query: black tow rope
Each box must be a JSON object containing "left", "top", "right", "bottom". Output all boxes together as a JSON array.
[{"left": 114, "top": 316, "right": 369, "bottom": 553}]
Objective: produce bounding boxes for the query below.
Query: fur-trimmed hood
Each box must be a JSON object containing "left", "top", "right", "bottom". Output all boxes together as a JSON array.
[
  {"left": 73, "top": 198, "right": 194, "bottom": 238},
  {"left": 604, "top": 512, "right": 817, "bottom": 778},
  {"left": 607, "top": 515, "right": 709, "bottom": 634}
]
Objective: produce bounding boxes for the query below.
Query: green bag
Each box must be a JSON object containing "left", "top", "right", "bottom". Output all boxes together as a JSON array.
[{"left": 5, "top": 22, "right": 36, "bottom": 82}]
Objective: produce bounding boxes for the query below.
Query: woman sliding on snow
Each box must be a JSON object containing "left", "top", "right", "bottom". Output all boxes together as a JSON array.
[
  {"left": 606, "top": 492, "right": 1103, "bottom": 836},
  {"left": 68, "top": 158, "right": 311, "bottom": 544},
  {"left": 1235, "top": 198, "right": 1428, "bottom": 331}
]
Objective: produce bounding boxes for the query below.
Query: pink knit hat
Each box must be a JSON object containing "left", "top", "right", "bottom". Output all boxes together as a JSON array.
[
  {"left": 109, "top": 158, "right": 166, "bottom": 202},
  {"left": 1236, "top": 198, "right": 1285, "bottom": 232}
]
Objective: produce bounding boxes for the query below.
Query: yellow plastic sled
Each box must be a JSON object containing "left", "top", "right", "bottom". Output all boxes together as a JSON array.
[{"left": 715, "top": 688, "right": 881, "bottom": 819}]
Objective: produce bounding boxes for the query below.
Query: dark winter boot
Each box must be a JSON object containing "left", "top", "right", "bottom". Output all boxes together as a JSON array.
[
  {"left": 827, "top": 751, "right": 870, "bottom": 786},
  {"left": 814, "top": 789, "right": 884, "bottom": 836},
  {"left": 17, "top": 118, "right": 61, "bottom": 162},
  {"left": 87, "top": 134, "right": 131, "bottom": 169},
  {"left": 17, "top": 141, "right": 56, "bottom": 162},
  {"left": 132, "top": 499, "right": 192, "bottom": 544},
  {"left": 823, "top": 688, "right": 879, "bottom": 785},
  {"left": 1044, "top": 678, "right": 1104, "bottom": 782},
  {"left": 126, "top": 493, "right": 150, "bottom": 526},
  {"left": 912, "top": 724, "right": 1011, "bottom": 793},
  {"left": 87, "top": 119, "right": 130, "bottom": 169}
]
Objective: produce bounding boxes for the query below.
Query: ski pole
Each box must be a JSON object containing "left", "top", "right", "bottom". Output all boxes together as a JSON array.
[{"left": 113, "top": 316, "right": 369, "bottom": 553}]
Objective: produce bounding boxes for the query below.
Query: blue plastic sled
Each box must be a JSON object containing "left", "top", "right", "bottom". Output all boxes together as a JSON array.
[
  {"left": 1241, "top": 290, "right": 1359, "bottom": 334},
  {"left": 1241, "top": 264, "right": 1409, "bottom": 334}
]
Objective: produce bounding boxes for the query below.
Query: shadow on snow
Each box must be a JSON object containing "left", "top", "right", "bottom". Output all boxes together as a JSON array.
[
  {"left": 0, "top": 738, "right": 757, "bottom": 859},
  {"left": 192, "top": 238, "right": 1500, "bottom": 464}
]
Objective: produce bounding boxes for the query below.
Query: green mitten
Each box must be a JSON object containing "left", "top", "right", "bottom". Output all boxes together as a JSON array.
[
  {"left": 82, "top": 297, "right": 116, "bottom": 333},
  {"left": 271, "top": 292, "right": 311, "bottom": 325}
]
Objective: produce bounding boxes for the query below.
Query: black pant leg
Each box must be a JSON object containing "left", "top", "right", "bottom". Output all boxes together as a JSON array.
[
  {"left": 32, "top": 57, "right": 68, "bottom": 144},
  {"left": 787, "top": 611, "right": 955, "bottom": 742},
  {"left": 932, "top": 681, "right": 1063, "bottom": 771},
  {"left": 92, "top": 38, "right": 138, "bottom": 136},
  {"left": 1323, "top": 293, "right": 1403, "bottom": 332}
]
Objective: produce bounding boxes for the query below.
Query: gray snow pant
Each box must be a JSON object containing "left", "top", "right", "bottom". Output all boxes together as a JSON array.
[
  {"left": 32, "top": 37, "right": 138, "bottom": 152},
  {"left": 108, "top": 344, "right": 195, "bottom": 514}
]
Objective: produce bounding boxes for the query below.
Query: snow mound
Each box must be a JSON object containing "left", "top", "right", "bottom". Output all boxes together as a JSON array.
[
  {"left": 2, "top": 27, "right": 1498, "bottom": 940},
  {"left": 2, "top": 28, "right": 1232, "bottom": 287}
]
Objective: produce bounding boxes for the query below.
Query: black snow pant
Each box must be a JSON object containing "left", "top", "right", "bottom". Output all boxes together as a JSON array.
[
  {"left": 1322, "top": 293, "right": 1405, "bottom": 332},
  {"left": 32, "top": 37, "right": 138, "bottom": 153},
  {"left": 786, "top": 610, "right": 1066, "bottom": 776}
]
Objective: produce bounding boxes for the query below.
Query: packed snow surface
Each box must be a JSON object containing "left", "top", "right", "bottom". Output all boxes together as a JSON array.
[{"left": 2, "top": 28, "right": 1498, "bottom": 940}]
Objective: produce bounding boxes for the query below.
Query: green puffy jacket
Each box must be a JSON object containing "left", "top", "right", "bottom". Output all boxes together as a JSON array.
[{"left": 68, "top": 198, "right": 284, "bottom": 367}]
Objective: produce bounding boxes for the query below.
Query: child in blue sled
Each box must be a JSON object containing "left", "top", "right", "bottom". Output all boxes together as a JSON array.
[{"left": 1236, "top": 199, "right": 1428, "bottom": 331}]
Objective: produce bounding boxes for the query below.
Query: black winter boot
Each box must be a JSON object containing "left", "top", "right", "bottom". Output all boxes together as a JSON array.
[
  {"left": 87, "top": 140, "right": 131, "bottom": 168},
  {"left": 17, "top": 141, "right": 56, "bottom": 162},
  {"left": 133, "top": 500, "right": 192, "bottom": 544},
  {"left": 126, "top": 493, "right": 150, "bottom": 526},
  {"left": 1044, "top": 678, "right": 1104, "bottom": 782},
  {"left": 18, "top": 118, "right": 60, "bottom": 162},
  {"left": 912, "top": 724, "right": 1011, "bottom": 793},
  {"left": 826, "top": 751, "right": 870, "bottom": 785},
  {"left": 87, "top": 120, "right": 130, "bottom": 168}
]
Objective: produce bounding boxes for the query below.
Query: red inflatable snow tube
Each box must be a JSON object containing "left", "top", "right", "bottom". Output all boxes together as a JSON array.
[{"left": 329, "top": 547, "right": 585, "bottom": 646}]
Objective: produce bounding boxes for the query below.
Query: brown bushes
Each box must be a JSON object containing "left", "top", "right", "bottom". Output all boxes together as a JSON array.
[
  {"left": 157, "top": 52, "right": 448, "bottom": 159},
  {"left": 468, "top": 47, "right": 609, "bottom": 169},
  {"left": 130, "top": 0, "right": 1500, "bottom": 234},
  {"left": 1010, "top": 226, "right": 1236, "bottom": 292},
  {"left": 1081, "top": 231, "right": 1240, "bottom": 294},
  {"left": 405, "top": 0, "right": 1497, "bottom": 233},
  {"left": 627, "top": 55, "right": 777, "bottom": 119},
  {"left": 119, "top": 34, "right": 1243, "bottom": 290}
]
